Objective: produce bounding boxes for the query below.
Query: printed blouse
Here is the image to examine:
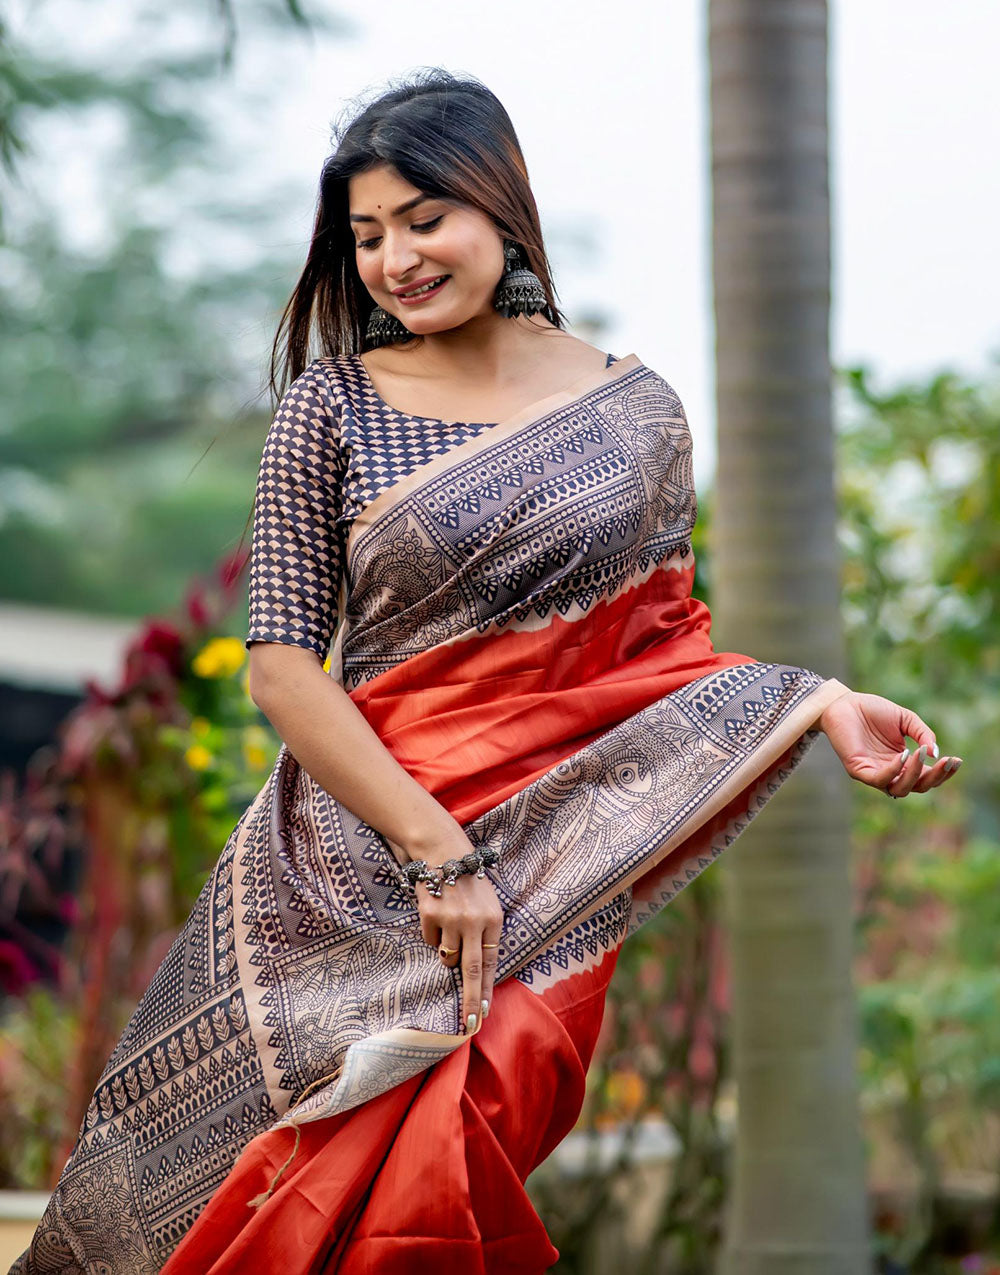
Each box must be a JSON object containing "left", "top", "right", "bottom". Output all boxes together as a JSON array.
[{"left": 245, "top": 351, "right": 620, "bottom": 658}]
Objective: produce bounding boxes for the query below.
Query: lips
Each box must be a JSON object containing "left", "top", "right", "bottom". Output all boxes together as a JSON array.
[{"left": 395, "top": 275, "right": 450, "bottom": 304}]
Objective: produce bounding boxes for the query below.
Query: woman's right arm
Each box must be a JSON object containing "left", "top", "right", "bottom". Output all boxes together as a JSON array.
[
  {"left": 245, "top": 366, "right": 499, "bottom": 1032},
  {"left": 248, "top": 642, "right": 467, "bottom": 865},
  {"left": 248, "top": 644, "right": 503, "bottom": 1033}
]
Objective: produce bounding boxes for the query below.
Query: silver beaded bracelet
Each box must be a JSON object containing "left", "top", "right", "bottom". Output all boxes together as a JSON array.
[{"left": 394, "top": 846, "right": 501, "bottom": 898}]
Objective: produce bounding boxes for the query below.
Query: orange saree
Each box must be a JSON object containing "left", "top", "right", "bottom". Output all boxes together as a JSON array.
[{"left": 14, "top": 354, "right": 848, "bottom": 1274}]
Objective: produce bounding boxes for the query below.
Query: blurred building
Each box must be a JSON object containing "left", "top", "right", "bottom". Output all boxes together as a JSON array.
[{"left": 0, "top": 602, "right": 136, "bottom": 773}]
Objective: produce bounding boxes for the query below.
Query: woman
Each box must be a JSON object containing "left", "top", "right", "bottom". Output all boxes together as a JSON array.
[{"left": 14, "top": 69, "right": 960, "bottom": 1275}]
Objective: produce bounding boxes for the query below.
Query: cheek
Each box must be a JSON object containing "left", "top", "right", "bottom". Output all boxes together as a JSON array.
[
  {"left": 437, "top": 221, "right": 500, "bottom": 269},
  {"left": 355, "top": 252, "right": 379, "bottom": 289}
]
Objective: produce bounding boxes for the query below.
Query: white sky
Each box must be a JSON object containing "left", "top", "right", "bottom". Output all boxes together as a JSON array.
[{"left": 12, "top": 0, "right": 1000, "bottom": 483}]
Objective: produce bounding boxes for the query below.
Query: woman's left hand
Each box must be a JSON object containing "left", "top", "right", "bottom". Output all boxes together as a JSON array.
[{"left": 818, "top": 690, "right": 963, "bottom": 797}]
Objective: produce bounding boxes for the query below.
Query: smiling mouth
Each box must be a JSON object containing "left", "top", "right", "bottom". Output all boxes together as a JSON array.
[{"left": 396, "top": 275, "right": 450, "bottom": 302}]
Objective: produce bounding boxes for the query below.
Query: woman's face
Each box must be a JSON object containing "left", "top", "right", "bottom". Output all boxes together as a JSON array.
[{"left": 348, "top": 163, "right": 506, "bottom": 337}]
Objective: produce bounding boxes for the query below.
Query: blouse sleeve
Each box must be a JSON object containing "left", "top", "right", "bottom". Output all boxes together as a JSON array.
[{"left": 245, "top": 363, "right": 348, "bottom": 658}]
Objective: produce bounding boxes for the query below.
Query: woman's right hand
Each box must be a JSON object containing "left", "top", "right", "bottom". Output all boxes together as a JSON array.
[{"left": 401, "top": 821, "right": 505, "bottom": 1035}]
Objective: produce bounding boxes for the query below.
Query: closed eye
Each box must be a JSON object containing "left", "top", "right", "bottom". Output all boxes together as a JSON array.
[{"left": 356, "top": 215, "right": 445, "bottom": 251}]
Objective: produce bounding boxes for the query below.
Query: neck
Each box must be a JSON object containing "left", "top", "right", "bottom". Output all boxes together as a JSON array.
[{"left": 401, "top": 313, "right": 566, "bottom": 384}]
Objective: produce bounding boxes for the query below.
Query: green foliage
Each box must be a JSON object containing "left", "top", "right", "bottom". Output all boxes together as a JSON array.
[
  {"left": 0, "top": 988, "right": 78, "bottom": 1188},
  {"left": 0, "top": 2, "right": 329, "bottom": 186},
  {"left": 838, "top": 358, "right": 1000, "bottom": 1265},
  {"left": 837, "top": 359, "right": 1000, "bottom": 755},
  {"left": 0, "top": 0, "right": 343, "bottom": 617},
  {"left": 0, "top": 213, "right": 278, "bottom": 615}
]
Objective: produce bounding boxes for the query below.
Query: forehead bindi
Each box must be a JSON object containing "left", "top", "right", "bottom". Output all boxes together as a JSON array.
[
  {"left": 348, "top": 166, "right": 427, "bottom": 222},
  {"left": 349, "top": 191, "right": 436, "bottom": 225}
]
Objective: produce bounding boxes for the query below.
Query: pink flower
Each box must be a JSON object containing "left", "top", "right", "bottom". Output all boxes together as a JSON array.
[{"left": 0, "top": 940, "right": 41, "bottom": 996}]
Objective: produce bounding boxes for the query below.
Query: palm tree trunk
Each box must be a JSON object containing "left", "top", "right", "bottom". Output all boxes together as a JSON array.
[{"left": 707, "top": 2, "right": 871, "bottom": 1270}]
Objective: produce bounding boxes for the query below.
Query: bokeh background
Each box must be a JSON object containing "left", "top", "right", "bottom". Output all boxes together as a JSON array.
[{"left": 1, "top": 2, "right": 998, "bottom": 1271}]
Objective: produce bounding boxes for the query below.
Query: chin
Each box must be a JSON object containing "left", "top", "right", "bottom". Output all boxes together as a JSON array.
[{"left": 398, "top": 313, "right": 465, "bottom": 336}]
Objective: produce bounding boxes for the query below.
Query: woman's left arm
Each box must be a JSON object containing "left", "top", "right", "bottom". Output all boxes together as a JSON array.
[{"left": 817, "top": 690, "right": 963, "bottom": 798}]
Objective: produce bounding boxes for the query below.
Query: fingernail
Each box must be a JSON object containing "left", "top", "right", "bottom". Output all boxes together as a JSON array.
[
  {"left": 946, "top": 758, "right": 963, "bottom": 773},
  {"left": 930, "top": 743, "right": 940, "bottom": 760},
  {"left": 917, "top": 745, "right": 929, "bottom": 765},
  {"left": 481, "top": 999, "right": 490, "bottom": 1019},
  {"left": 899, "top": 748, "right": 911, "bottom": 764},
  {"left": 465, "top": 1013, "right": 477, "bottom": 1034}
]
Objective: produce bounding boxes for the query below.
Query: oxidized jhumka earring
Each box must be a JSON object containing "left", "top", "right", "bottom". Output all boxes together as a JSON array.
[
  {"left": 492, "top": 239, "right": 549, "bottom": 318},
  {"left": 364, "top": 303, "right": 411, "bottom": 349}
]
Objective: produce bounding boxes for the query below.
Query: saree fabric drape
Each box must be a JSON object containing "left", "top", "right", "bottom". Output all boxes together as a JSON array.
[{"left": 13, "top": 353, "right": 849, "bottom": 1274}]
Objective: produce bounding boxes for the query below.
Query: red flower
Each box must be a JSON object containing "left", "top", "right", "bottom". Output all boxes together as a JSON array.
[
  {"left": 185, "top": 586, "right": 211, "bottom": 629},
  {"left": 125, "top": 620, "right": 186, "bottom": 685}
]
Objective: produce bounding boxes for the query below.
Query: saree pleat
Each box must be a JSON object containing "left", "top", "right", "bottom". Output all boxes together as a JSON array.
[
  {"left": 13, "top": 353, "right": 850, "bottom": 1274},
  {"left": 160, "top": 948, "right": 618, "bottom": 1274}
]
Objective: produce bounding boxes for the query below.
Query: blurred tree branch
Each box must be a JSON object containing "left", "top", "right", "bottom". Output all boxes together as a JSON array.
[{"left": 0, "top": 0, "right": 318, "bottom": 187}]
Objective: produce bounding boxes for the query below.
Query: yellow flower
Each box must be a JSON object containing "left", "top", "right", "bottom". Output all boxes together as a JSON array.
[
  {"left": 242, "top": 725, "right": 273, "bottom": 771},
  {"left": 191, "top": 637, "right": 246, "bottom": 680},
  {"left": 243, "top": 745, "right": 269, "bottom": 770},
  {"left": 191, "top": 716, "right": 212, "bottom": 738},
  {"left": 185, "top": 743, "right": 213, "bottom": 772},
  {"left": 605, "top": 1067, "right": 645, "bottom": 1117}
]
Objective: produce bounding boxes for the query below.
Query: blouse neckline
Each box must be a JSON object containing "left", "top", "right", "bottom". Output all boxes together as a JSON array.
[
  {"left": 352, "top": 353, "right": 496, "bottom": 429},
  {"left": 349, "top": 350, "right": 620, "bottom": 431}
]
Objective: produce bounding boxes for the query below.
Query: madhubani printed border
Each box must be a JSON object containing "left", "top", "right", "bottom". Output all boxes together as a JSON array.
[{"left": 247, "top": 664, "right": 848, "bottom": 1127}]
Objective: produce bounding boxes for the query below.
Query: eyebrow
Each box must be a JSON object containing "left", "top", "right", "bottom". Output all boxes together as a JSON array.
[{"left": 349, "top": 193, "right": 434, "bottom": 224}]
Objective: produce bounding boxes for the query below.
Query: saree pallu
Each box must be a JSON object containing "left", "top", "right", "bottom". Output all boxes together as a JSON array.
[{"left": 14, "top": 353, "right": 849, "bottom": 1274}]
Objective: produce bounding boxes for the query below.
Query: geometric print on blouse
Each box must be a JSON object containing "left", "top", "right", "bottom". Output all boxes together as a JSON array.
[
  {"left": 245, "top": 350, "right": 619, "bottom": 660},
  {"left": 319, "top": 353, "right": 501, "bottom": 523}
]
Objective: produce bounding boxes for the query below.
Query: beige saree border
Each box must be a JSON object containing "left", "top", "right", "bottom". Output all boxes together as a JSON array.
[
  {"left": 345, "top": 352, "right": 643, "bottom": 565},
  {"left": 265, "top": 674, "right": 852, "bottom": 1130}
]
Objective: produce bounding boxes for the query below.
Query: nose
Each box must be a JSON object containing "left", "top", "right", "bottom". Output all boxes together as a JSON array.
[{"left": 382, "top": 231, "right": 422, "bottom": 284}]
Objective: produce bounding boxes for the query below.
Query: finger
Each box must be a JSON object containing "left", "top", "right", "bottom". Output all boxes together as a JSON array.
[
  {"left": 901, "top": 743, "right": 951, "bottom": 796},
  {"left": 898, "top": 708, "right": 937, "bottom": 756},
  {"left": 883, "top": 743, "right": 923, "bottom": 792},
  {"left": 926, "top": 756, "right": 963, "bottom": 790},
  {"left": 438, "top": 927, "right": 461, "bottom": 971},
  {"left": 889, "top": 745, "right": 928, "bottom": 797},
  {"left": 912, "top": 756, "right": 953, "bottom": 793},
  {"left": 461, "top": 935, "right": 483, "bottom": 1034},
  {"left": 420, "top": 914, "right": 440, "bottom": 947},
  {"left": 882, "top": 747, "right": 912, "bottom": 790},
  {"left": 480, "top": 924, "right": 502, "bottom": 1021}
]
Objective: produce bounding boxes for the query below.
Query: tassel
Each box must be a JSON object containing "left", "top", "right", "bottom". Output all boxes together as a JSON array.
[
  {"left": 245, "top": 1065, "right": 342, "bottom": 1210},
  {"left": 247, "top": 1124, "right": 301, "bottom": 1210}
]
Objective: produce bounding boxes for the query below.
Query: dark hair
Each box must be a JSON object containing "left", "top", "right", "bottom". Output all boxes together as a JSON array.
[{"left": 268, "top": 67, "right": 567, "bottom": 404}]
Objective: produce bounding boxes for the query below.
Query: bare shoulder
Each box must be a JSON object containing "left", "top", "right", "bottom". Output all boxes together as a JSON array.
[
  {"left": 357, "top": 346, "right": 404, "bottom": 377},
  {"left": 526, "top": 328, "right": 616, "bottom": 377}
]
